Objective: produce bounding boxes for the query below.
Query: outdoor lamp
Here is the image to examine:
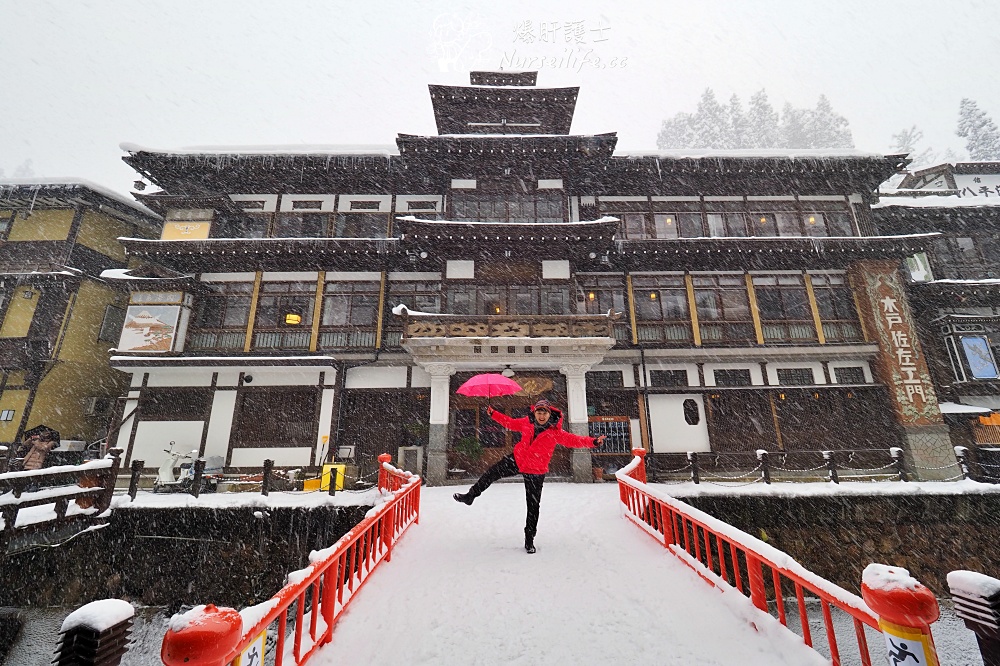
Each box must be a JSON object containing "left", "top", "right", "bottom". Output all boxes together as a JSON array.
[
  {"left": 284, "top": 311, "right": 303, "bottom": 325},
  {"left": 501, "top": 365, "right": 515, "bottom": 378}
]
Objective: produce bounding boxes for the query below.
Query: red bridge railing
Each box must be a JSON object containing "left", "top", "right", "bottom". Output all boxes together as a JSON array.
[
  {"left": 617, "top": 448, "right": 895, "bottom": 666},
  {"left": 161, "top": 453, "right": 420, "bottom": 666}
]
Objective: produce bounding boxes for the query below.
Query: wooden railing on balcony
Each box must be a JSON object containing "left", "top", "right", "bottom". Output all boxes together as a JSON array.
[{"left": 399, "top": 313, "right": 618, "bottom": 340}]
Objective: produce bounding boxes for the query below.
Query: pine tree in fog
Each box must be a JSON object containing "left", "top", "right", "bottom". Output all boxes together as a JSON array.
[
  {"left": 956, "top": 98, "right": 1000, "bottom": 161},
  {"left": 745, "top": 90, "right": 780, "bottom": 149}
]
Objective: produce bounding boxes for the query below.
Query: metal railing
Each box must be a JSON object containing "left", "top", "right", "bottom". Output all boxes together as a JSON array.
[
  {"left": 616, "top": 449, "right": 886, "bottom": 666},
  {"left": 161, "top": 453, "right": 420, "bottom": 666}
]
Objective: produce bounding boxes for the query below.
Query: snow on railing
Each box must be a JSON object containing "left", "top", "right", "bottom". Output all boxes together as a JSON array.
[
  {"left": 617, "top": 448, "right": 903, "bottom": 666},
  {"left": 161, "top": 454, "right": 420, "bottom": 666}
]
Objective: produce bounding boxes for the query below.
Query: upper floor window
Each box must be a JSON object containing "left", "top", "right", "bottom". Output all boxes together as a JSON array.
[
  {"left": 253, "top": 282, "right": 315, "bottom": 350},
  {"left": 0, "top": 210, "right": 15, "bottom": 240},
  {"left": 446, "top": 284, "right": 570, "bottom": 316},
  {"left": 692, "top": 275, "right": 755, "bottom": 344},
  {"left": 450, "top": 193, "right": 564, "bottom": 224},
  {"left": 389, "top": 281, "right": 441, "bottom": 314},
  {"left": 752, "top": 274, "right": 816, "bottom": 344},
  {"left": 189, "top": 282, "right": 253, "bottom": 350},
  {"left": 809, "top": 273, "right": 863, "bottom": 342},
  {"left": 632, "top": 275, "right": 691, "bottom": 344}
]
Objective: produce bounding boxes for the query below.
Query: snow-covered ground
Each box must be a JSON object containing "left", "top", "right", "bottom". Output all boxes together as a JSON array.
[{"left": 310, "top": 484, "right": 828, "bottom": 665}]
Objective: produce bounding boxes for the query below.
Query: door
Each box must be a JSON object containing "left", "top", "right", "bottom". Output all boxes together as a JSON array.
[{"left": 647, "top": 394, "right": 710, "bottom": 453}]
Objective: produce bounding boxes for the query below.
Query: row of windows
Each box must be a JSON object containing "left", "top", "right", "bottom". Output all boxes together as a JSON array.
[
  {"left": 646, "top": 365, "right": 867, "bottom": 387},
  {"left": 187, "top": 272, "right": 860, "bottom": 350}
]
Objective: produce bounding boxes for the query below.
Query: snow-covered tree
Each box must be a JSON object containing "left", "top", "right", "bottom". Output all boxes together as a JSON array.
[
  {"left": 807, "top": 95, "right": 854, "bottom": 149},
  {"left": 727, "top": 95, "right": 749, "bottom": 149},
  {"left": 956, "top": 98, "right": 1000, "bottom": 161},
  {"left": 779, "top": 103, "right": 810, "bottom": 148},
  {"left": 689, "top": 89, "right": 730, "bottom": 149},
  {"left": 13, "top": 159, "right": 34, "bottom": 178},
  {"left": 656, "top": 112, "right": 697, "bottom": 150},
  {"left": 745, "top": 90, "right": 780, "bottom": 149}
]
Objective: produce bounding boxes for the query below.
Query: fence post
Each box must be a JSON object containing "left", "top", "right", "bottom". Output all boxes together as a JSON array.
[
  {"left": 190, "top": 458, "right": 205, "bottom": 498},
  {"left": 688, "top": 452, "right": 700, "bottom": 485},
  {"left": 97, "top": 449, "right": 123, "bottom": 513},
  {"left": 0, "top": 446, "right": 8, "bottom": 474},
  {"left": 161, "top": 604, "right": 243, "bottom": 666},
  {"left": 746, "top": 553, "right": 769, "bottom": 613},
  {"left": 261, "top": 459, "right": 273, "bottom": 496},
  {"left": 55, "top": 598, "right": 134, "bottom": 666},
  {"left": 890, "top": 447, "right": 909, "bottom": 482},
  {"left": 128, "top": 460, "right": 144, "bottom": 500},
  {"left": 328, "top": 465, "right": 338, "bottom": 496},
  {"left": 824, "top": 451, "right": 839, "bottom": 484},
  {"left": 377, "top": 453, "right": 392, "bottom": 491},
  {"left": 861, "top": 564, "right": 940, "bottom": 666},
  {"left": 631, "top": 448, "right": 647, "bottom": 484},
  {"left": 757, "top": 450, "right": 771, "bottom": 484},
  {"left": 955, "top": 446, "right": 972, "bottom": 481}
]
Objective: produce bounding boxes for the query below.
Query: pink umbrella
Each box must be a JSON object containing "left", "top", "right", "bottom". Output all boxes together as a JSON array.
[{"left": 456, "top": 373, "right": 523, "bottom": 401}]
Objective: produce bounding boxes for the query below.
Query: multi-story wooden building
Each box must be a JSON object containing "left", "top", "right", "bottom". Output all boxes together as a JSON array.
[
  {"left": 111, "top": 71, "right": 956, "bottom": 483},
  {"left": 0, "top": 181, "right": 159, "bottom": 450},
  {"left": 874, "top": 163, "right": 1000, "bottom": 454}
]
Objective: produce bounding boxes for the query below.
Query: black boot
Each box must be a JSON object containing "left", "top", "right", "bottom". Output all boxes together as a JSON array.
[
  {"left": 524, "top": 531, "right": 536, "bottom": 554},
  {"left": 453, "top": 492, "right": 474, "bottom": 505}
]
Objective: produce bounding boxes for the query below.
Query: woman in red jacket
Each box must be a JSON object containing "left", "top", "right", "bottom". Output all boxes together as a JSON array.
[{"left": 453, "top": 399, "right": 605, "bottom": 553}]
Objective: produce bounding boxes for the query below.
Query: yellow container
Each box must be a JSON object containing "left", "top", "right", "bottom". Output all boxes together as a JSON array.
[
  {"left": 322, "top": 463, "right": 346, "bottom": 491},
  {"left": 302, "top": 477, "right": 322, "bottom": 492}
]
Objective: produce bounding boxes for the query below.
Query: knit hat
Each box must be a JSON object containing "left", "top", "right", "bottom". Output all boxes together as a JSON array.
[{"left": 532, "top": 399, "right": 553, "bottom": 413}]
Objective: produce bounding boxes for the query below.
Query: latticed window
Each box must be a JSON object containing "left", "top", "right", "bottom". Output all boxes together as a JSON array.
[
  {"left": 705, "top": 201, "right": 749, "bottom": 237},
  {"left": 450, "top": 193, "right": 564, "bottom": 224},
  {"left": 776, "top": 368, "right": 816, "bottom": 385},
  {"left": 632, "top": 275, "right": 691, "bottom": 344},
  {"left": 799, "top": 200, "right": 855, "bottom": 237},
  {"left": 649, "top": 369, "right": 689, "bottom": 387},
  {"left": 713, "top": 369, "right": 753, "bottom": 387},
  {"left": 810, "top": 273, "right": 863, "bottom": 342},
  {"left": 692, "top": 275, "right": 755, "bottom": 344},
  {"left": 318, "top": 281, "right": 380, "bottom": 349},
  {"left": 190, "top": 282, "right": 253, "bottom": 350},
  {"left": 253, "top": 282, "right": 315, "bottom": 350},
  {"left": 752, "top": 274, "right": 816, "bottom": 344},
  {"left": 333, "top": 213, "right": 389, "bottom": 238},
  {"left": 576, "top": 275, "right": 629, "bottom": 344},
  {"left": 651, "top": 200, "right": 704, "bottom": 238}
]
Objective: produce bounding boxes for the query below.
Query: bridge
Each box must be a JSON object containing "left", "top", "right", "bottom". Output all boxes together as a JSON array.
[{"left": 161, "top": 453, "right": 945, "bottom": 666}]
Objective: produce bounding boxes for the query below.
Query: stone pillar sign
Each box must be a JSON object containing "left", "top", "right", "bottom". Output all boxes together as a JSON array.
[{"left": 849, "top": 261, "right": 956, "bottom": 479}]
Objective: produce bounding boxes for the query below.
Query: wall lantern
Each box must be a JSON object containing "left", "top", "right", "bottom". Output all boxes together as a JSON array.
[
  {"left": 284, "top": 311, "right": 303, "bottom": 326},
  {"left": 588, "top": 292, "right": 596, "bottom": 301}
]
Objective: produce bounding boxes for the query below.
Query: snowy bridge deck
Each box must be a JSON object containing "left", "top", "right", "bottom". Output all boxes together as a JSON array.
[{"left": 310, "top": 484, "right": 825, "bottom": 666}]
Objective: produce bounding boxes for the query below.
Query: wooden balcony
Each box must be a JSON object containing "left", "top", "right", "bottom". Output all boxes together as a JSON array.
[{"left": 400, "top": 313, "right": 617, "bottom": 341}]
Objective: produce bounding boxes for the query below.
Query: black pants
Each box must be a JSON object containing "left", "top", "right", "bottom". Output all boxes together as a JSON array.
[{"left": 468, "top": 454, "right": 545, "bottom": 538}]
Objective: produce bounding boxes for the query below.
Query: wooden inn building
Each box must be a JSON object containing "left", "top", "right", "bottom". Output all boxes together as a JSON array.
[{"left": 108, "top": 71, "right": 958, "bottom": 484}]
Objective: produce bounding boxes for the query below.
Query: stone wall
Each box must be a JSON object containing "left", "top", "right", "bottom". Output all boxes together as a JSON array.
[
  {"left": 1, "top": 504, "right": 370, "bottom": 609},
  {"left": 679, "top": 492, "right": 1000, "bottom": 596}
]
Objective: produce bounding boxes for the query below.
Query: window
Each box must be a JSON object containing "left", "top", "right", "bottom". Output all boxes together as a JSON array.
[
  {"left": 450, "top": 193, "right": 564, "bottom": 224},
  {"left": 683, "top": 399, "right": 700, "bottom": 425},
  {"left": 587, "top": 371, "right": 624, "bottom": 389},
  {"left": 253, "top": 282, "right": 316, "bottom": 350},
  {"left": 834, "top": 366, "right": 866, "bottom": 384},
  {"left": 334, "top": 212, "right": 389, "bottom": 238},
  {"left": 190, "top": 282, "right": 253, "bottom": 350},
  {"left": 576, "top": 275, "right": 626, "bottom": 315},
  {"left": 231, "top": 388, "right": 318, "bottom": 447},
  {"left": 0, "top": 210, "right": 15, "bottom": 239},
  {"left": 692, "top": 275, "right": 755, "bottom": 344},
  {"left": 388, "top": 281, "right": 441, "bottom": 313},
  {"left": 651, "top": 201, "right": 704, "bottom": 238},
  {"left": 632, "top": 275, "right": 691, "bottom": 343},
  {"left": 776, "top": 368, "right": 816, "bottom": 385},
  {"left": 318, "top": 281, "right": 380, "bottom": 349},
  {"left": 705, "top": 202, "right": 748, "bottom": 237},
  {"left": 98, "top": 305, "right": 127, "bottom": 343},
  {"left": 810, "top": 273, "right": 862, "bottom": 342},
  {"left": 649, "top": 369, "right": 688, "bottom": 387},
  {"left": 0, "top": 409, "right": 14, "bottom": 421},
  {"left": 444, "top": 285, "right": 570, "bottom": 316},
  {"left": 752, "top": 274, "right": 816, "bottom": 343},
  {"left": 273, "top": 212, "right": 327, "bottom": 238},
  {"left": 800, "top": 201, "right": 855, "bottom": 237},
  {"left": 211, "top": 213, "right": 269, "bottom": 239},
  {"left": 713, "top": 369, "right": 753, "bottom": 387},
  {"left": 139, "top": 388, "right": 212, "bottom": 420}
]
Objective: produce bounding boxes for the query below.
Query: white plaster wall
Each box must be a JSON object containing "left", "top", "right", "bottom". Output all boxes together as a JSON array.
[
  {"left": 131, "top": 421, "right": 205, "bottom": 467},
  {"left": 230, "top": 447, "right": 312, "bottom": 467},
  {"left": 317, "top": 388, "right": 335, "bottom": 463},
  {"left": 829, "top": 361, "right": 873, "bottom": 383},
  {"left": 647, "top": 394, "right": 711, "bottom": 453},
  {"left": 542, "top": 260, "right": 570, "bottom": 280},
  {"left": 115, "top": 399, "right": 139, "bottom": 452},
  {"left": 446, "top": 260, "right": 475, "bottom": 279},
  {"left": 345, "top": 366, "right": 408, "bottom": 389},
  {"left": 411, "top": 366, "right": 432, "bottom": 388},
  {"left": 765, "top": 362, "right": 826, "bottom": 385},
  {"left": 203, "top": 391, "right": 237, "bottom": 460},
  {"left": 244, "top": 369, "right": 322, "bottom": 387},
  {"left": 145, "top": 369, "right": 215, "bottom": 388},
  {"left": 703, "top": 364, "right": 764, "bottom": 386}
]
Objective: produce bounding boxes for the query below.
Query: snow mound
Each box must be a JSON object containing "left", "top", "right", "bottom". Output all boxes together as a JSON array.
[
  {"left": 61, "top": 599, "right": 134, "bottom": 633},
  {"left": 862, "top": 563, "right": 920, "bottom": 592},
  {"left": 948, "top": 570, "right": 1000, "bottom": 599}
]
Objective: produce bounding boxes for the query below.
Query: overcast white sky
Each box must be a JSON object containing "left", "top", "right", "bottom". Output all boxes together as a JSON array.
[{"left": 2, "top": 0, "right": 999, "bottom": 195}]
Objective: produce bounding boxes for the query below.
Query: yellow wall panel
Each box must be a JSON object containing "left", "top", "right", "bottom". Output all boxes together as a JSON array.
[
  {"left": 161, "top": 221, "right": 211, "bottom": 240},
  {"left": 0, "top": 288, "right": 40, "bottom": 338},
  {"left": 0, "top": 390, "right": 29, "bottom": 443},
  {"left": 7, "top": 209, "right": 75, "bottom": 241},
  {"left": 76, "top": 211, "right": 131, "bottom": 262}
]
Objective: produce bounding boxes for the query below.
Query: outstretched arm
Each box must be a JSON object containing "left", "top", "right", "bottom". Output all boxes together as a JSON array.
[
  {"left": 486, "top": 405, "right": 520, "bottom": 430},
  {"left": 557, "top": 430, "right": 606, "bottom": 449}
]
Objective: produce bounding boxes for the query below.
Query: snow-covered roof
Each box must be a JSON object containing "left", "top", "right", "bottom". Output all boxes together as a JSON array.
[
  {"left": 396, "top": 215, "right": 619, "bottom": 227},
  {"left": 121, "top": 142, "right": 399, "bottom": 157},
  {"left": 938, "top": 402, "right": 992, "bottom": 414},
  {"left": 100, "top": 268, "right": 193, "bottom": 281},
  {"left": 0, "top": 177, "right": 160, "bottom": 219},
  {"left": 873, "top": 194, "right": 1000, "bottom": 209},
  {"left": 616, "top": 148, "right": 889, "bottom": 160}
]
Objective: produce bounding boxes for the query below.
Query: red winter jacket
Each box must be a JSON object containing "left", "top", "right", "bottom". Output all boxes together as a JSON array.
[{"left": 490, "top": 408, "right": 597, "bottom": 475}]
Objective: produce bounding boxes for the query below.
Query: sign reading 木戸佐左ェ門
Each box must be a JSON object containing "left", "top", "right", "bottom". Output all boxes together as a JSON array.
[{"left": 849, "top": 262, "right": 942, "bottom": 426}]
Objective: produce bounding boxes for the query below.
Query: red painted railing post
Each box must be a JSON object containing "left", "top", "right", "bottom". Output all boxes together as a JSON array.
[
  {"left": 161, "top": 604, "right": 242, "bottom": 666},
  {"left": 746, "top": 554, "right": 769, "bottom": 613},
  {"left": 861, "top": 564, "right": 941, "bottom": 666},
  {"left": 383, "top": 501, "right": 395, "bottom": 562},
  {"left": 631, "top": 447, "right": 647, "bottom": 484},
  {"left": 377, "top": 453, "right": 392, "bottom": 491}
]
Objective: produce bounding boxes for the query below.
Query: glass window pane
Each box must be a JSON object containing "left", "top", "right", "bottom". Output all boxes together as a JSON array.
[
  {"left": 776, "top": 212, "right": 800, "bottom": 236},
  {"left": 322, "top": 295, "right": 350, "bottom": 325},
  {"left": 720, "top": 290, "right": 750, "bottom": 319},
  {"left": 678, "top": 213, "right": 703, "bottom": 238},
  {"left": 654, "top": 214, "right": 680, "bottom": 239}
]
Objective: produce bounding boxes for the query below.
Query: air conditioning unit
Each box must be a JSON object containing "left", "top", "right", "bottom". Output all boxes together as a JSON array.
[
  {"left": 83, "top": 397, "right": 112, "bottom": 417},
  {"left": 397, "top": 446, "right": 423, "bottom": 476}
]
